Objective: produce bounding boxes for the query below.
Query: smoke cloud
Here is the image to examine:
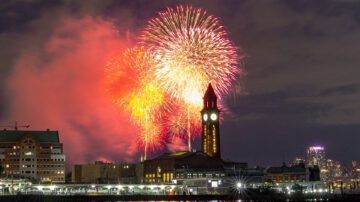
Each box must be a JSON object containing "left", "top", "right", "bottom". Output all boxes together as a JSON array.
[
  {"left": 5, "top": 15, "right": 140, "bottom": 169},
  {"left": 166, "top": 137, "right": 189, "bottom": 153}
]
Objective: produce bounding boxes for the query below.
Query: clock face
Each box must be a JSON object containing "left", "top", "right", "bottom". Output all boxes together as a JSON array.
[
  {"left": 203, "top": 114, "right": 208, "bottom": 121},
  {"left": 211, "top": 113, "right": 217, "bottom": 121}
]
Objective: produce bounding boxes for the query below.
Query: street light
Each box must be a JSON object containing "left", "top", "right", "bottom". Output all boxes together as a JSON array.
[{"left": 237, "top": 182, "right": 242, "bottom": 189}]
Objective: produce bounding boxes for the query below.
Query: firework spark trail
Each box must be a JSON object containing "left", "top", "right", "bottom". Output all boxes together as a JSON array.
[
  {"left": 105, "top": 47, "right": 170, "bottom": 158},
  {"left": 140, "top": 5, "right": 241, "bottom": 150},
  {"left": 166, "top": 104, "right": 202, "bottom": 140}
]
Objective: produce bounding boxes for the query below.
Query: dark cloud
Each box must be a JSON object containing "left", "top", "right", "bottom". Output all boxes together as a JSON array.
[{"left": 320, "top": 84, "right": 359, "bottom": 96}]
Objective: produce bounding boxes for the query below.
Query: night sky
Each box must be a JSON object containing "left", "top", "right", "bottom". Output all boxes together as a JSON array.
[{"left": 0, "top": 0, "right": 359, "bottom": 168}]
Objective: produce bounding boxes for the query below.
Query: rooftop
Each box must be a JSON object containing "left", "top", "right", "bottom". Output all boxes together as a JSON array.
[
  {"left": 0, "top": 130, "right": 60, "bottom": 143},
  {"left": 203, "top": 83, "right": 217, "bottom": 100},
  {"left": 149, "top": 151, "right": 215, "bottom": 161}
]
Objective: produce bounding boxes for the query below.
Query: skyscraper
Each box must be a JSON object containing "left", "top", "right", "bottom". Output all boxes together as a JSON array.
[
  {"left": 201, "top": 83, "right": 221, "bottom": 159},
  {"left": 306, "top": 146, "right": 326, "bottom": 180}
]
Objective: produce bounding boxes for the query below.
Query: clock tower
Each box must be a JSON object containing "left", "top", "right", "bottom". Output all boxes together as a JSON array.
[{"left": 201, "top": 83, "right": 221, "bottom": 159}]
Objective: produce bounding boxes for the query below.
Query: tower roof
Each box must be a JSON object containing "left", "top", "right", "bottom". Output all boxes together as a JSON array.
[{"left": 203, "top": 83, "right": 217, "bottom": 100}]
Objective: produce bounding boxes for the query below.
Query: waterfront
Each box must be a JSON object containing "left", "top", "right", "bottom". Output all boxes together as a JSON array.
[{"left": 0, "top": 193, "right": 360, "bottom": 202}]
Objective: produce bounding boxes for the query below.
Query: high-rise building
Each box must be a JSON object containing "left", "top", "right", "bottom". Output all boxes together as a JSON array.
[
  {"left": 326, "top": 158, "right": 343, "bottom": 180},
  {"left": 294, "top": 157, "right": 305, "bottom": 165},
  {"left": 306, "top": 146, "right": 326, "bottom": 180},
  {"left": 0, "top": 130, "right": 66, "bottom": 183},
  {"left": 201, "top": 83, "right": 221, "bottom": 159}
]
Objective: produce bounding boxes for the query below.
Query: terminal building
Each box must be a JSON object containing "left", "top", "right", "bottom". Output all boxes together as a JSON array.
[
  {"left": 142, "top": 151, "right": 225, "bottom": 184},
  {"left": 0, "top": 130, "right": 66, "bottom": 183}
]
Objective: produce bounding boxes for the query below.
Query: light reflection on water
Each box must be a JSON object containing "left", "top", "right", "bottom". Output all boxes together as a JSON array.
[{"left": 114, "top": 201, "right": 244, "bottom": 202}]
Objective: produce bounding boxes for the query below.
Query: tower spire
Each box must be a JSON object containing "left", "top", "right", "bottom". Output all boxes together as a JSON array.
[{"left": 201, "top": 83, "right": 221, "bottom": 159}]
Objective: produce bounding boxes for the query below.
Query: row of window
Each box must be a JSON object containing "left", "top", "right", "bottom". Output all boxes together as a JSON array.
[
  {"left": 36, "top": 170, "right": 64, "bottom": 174},
  {"left": 145, "top": 179, "right": 160, "bottom": 183},
  {"left": 175, "top": 173, "right": 225, "bottom": 179},
  {"left": 37, "top": 164, "right": 65, "bottom": 168},
  {"left": 269, "top": 175, "right": 305, "bottom": 181},
  {"left": 6, "top": 170, "right": 64, "bottom": 174},
  {"left": 4, "top": 164, "right": 65, "bottom": 168},
  {"left": 0, "top": 145, "right": 61, "bottom": 150},
  {"left": 2, "top": 151, "right": 63, "bottom": 156},
  {"left": 41, "top": 177, "right": 64, "bottom": 181},
  {"left": 0, "top": 158, "right": 65, "bottom": 162},
  {"left": 145, "top": 172, "right": 225, "bottom": 179}
]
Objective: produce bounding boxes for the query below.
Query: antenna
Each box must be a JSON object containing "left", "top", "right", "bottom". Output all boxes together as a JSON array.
[{"left": 0, "top": 121, "right": 30, "bottom": 130}]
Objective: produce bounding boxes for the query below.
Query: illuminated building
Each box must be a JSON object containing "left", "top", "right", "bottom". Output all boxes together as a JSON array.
[
  {"left": 201, "top": 83, "right": 221, "bottom": 159},
  {"left": 0, "top": 130, "right": 66, "bottom": 183},
  {"left": 142, "top": 151, "right": 224, "bottom": 184},
  {"left": 326, "top": 159, "right": 343, "bottom": 181},
  {"left": 294, "top": 157, "right": 305, "bottom": 165},
  {"left": 266, "top": 163, "right": 320, "bottom": 183},
  {"left": 306, "top": 146, "right": 326, "bottom": 180},
  {"left": 71, "top": 161, "right": 142, "bottom": 183}
]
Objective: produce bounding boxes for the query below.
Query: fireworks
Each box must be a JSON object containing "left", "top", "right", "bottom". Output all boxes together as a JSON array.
[
  {"left": 140, "top": 5, "right": 239, "bottom": 97},
  {"left": 165, "top": 104, "right": 202, "bottom": 140},
  {"left": 140, "top": 5, "right": 240, "bottom": 149},
  {"left": 106, "top": 5, "right": 242, "bottom": 156},
  {"left": 105, "top": 47, "right": 170, "bottom": 156}
]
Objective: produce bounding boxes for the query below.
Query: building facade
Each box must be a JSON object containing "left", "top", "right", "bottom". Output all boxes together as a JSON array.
[
  {"left": 143, "top": 151, "right": 225, "bottom": 184},
  {"left": 201, "top": 83, "right": 221, "bottom": 159},
  {"left": 267, "top": 163, "right": 320, "bottom": 184},
  {"left": 0, "top": 130, "right": 66, "bottom": 183},
  {"left": 72, "top": 161, "right": 142, "bottom": 184}
]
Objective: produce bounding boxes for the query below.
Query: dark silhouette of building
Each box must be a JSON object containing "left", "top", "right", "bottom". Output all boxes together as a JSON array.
[{"left": 201, "top": 83, "right": 221, "bottom": 159}]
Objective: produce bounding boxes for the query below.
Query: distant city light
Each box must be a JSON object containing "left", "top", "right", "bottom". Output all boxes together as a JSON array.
[{"left": 310, "top": 146, "right": 324, "bottom": 151}]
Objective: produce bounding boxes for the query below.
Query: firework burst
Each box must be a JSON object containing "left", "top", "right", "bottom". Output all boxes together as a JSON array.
[
  {"left": 140, "top": 5, "right": 239, "bottom": 97},
  {"left": 140, "top": 5, "right": 241, "bottom": 149},
  {"left": 105, "top": 47, "right": 170, "bottom": 155}
]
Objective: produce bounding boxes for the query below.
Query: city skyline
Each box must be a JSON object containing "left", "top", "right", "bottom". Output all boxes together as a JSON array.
[{"left": 0, "top": 0, "right": 359, "bottom": 168}]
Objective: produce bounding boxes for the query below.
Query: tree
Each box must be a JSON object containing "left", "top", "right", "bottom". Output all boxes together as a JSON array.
[
  {"left": 292, "top": 183, "right": 305, "bottom": 194},
  {"left": 0, "top": 165, "right": 3, "bottom": 178},
  {"left": 65, "top": 172, "right": 72, "bottom": 183}
]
